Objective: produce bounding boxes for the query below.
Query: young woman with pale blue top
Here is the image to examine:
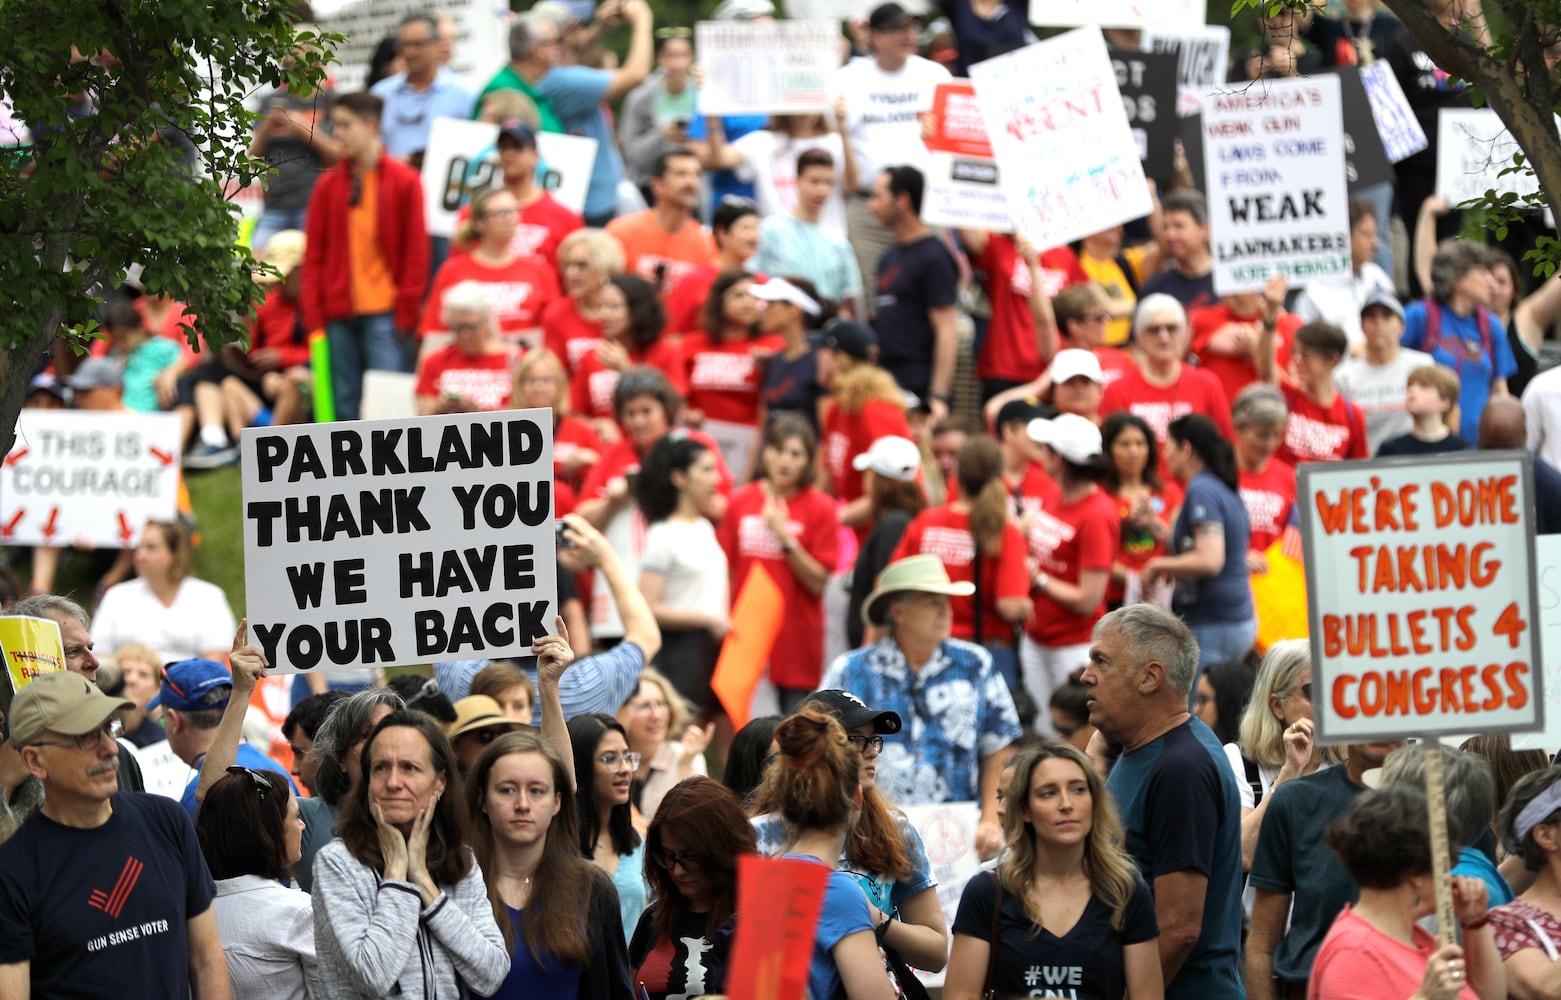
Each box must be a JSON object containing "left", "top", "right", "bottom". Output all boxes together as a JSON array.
[{"left": 569, "top": 713, "right": 649, "bottom": 944}]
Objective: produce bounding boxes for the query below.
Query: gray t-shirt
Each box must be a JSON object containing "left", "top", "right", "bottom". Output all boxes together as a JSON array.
[{"left": 1333, "top": 348, "right": 1433, "bottom": 455}]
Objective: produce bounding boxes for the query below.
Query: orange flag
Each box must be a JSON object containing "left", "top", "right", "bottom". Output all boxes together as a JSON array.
[
  {"left": 727, "top": 855, "right": 830, "bottom": 1000},
  {"left": 711, "top": 562, "right": 785, "bottom": 728}
]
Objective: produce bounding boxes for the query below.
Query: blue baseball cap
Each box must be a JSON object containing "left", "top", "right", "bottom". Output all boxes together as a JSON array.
[{"left": 146, "top": 658, "right": 234, "bottom": 712}]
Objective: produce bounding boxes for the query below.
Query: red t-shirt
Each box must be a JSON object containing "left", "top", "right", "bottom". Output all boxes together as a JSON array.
[
  {"left": 681, "top": 333, "right": 785, "bottom": 427},
  {"left": 1100, "top": 365, "right": 1235, "bottom": 448},
  {"left": 1104, "top": 480, "right": 1185, "bottom": 604},
  {"left": 717, "top": 484, "right": 840, "bottom": 689},
  {"left": 604, "top": 211, "right": 716, "bottom": 292},
  {"left": 580, "top": 432, "right": 735, "bottom": 501},
  {"left": 516, "top": 193, "right": 582, "bottom": 269},
  {"left": 1188, "top": 304, "right": 1300, "bottom": 404},
  {"left": 1006, "top": 461, "right": 1061, "bottom": 520},
  {"left": 1279, "top": 382, "right": 1369, "bottom": 465},
  {"left": 1093, "top": 346, "right": 1138, "bottom": 389},
  {"left": 663, "top": 265, "right": 717, "bottom": 337},
  {"left": 248, "top": 289, "right": 310, "bottom": 368},
  {"left": 974, "top": 236, "right": 1087, "bottom": 382},
  {"left": 553, "top": 414, "right": 604, "bottom": 488},
  {"left": 1024, "top": 487, "right": 1118, "bottom": 647},
  {"left": 893, "top": 506, "right": 1029, "bottom": 642},
  {"left": 541, "top": 297, "right": 603, "bottom": 375},
  {"left": 569, "top": 338, "right": 687, "bottom": 421},
  {"left": 414, "top": 345, "right": 516, "bottom": 411},
  {"left": 418, "top": 254, "right": 558, "bottom": 342},
  {"left": 822, "top": 398, "right": 914, "bottom": 507},
  {"left": 1239, "top": 458, "right": 1296, "bottom": 552}
]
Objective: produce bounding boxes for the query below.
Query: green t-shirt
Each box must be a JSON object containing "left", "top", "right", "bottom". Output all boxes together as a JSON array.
[
  {"left": 116, "top": 337, "right": 182, "bottom": 413},
  {"left": 476, "top": 65, "right": 562, "bottom": 134}
]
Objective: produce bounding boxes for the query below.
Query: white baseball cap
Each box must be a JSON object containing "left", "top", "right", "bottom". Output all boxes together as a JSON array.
[
  {"left": 1028, "top": 413, "right": 1103, "bottom": 465},
  {"left": 751, "top": 278, "right": 821, "bottom": 316},
  {"left": 851, "top": 436, "right": 921, "bottom": 481},
  {"left": 1048, "top": 348, "right": 1105, "bottom": 386}
]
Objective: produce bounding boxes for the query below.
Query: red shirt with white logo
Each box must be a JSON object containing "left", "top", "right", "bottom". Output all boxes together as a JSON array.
[
  {"left": 1006, "top": 461, "right": 1061, "bottom": 521},
  {"left": 1101, "top": 365, "right": 1235, "bottom": 448},
  {"left": 1188, "top": 304, "right": 1299, "bottom": 403},
  {"left": 974, "top": 236, "right": 1086, "bottom": 382},
  {"left": 553, "top": 414, "right": 604, "bottom": 489},
  {"left": 580, "top": 431, "right": 735, "bottom": 502},
  {"left": 569, "top": 338, "right": 687, "bottom": 421},
  {"left": 414, "top": 345, "right": 516, "bottom": 411},
  {"left": 717, "top": 483, "right": 840, "bottom": 689},
  {"left": 681, "top": 333, "right": 785, "bottom": 426},
  {"left": 892, "top": 506, "right": 1029, "bottom": 642},
  {"left": 418, "top": 254, "right": 558, "bottom": 341},
  {"left": 1239, "top": 458, "right": 1297, "bottom": 552},
  {"left": 1278, "top": 382, "right": 1369, "bottom": 465},
  {"left": 821, "top": 398, "right": 913, "bottom": 509},
  {"left": 452, "top": 191, "right": 582, "bottom": 275},
  {"left": 1024, "top": 487, "right": 1118, "bottom": 647},
  {"left": 542, "top": 297, "right": 603, "bottom": 376},
  {"left": 1104, "top": 479, "right": 1185, "bottom": 604}
]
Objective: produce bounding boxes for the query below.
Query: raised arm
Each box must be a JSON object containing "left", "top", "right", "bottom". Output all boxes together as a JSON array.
[
  {"left": 534, "top": 614, "right": 577, "bottom": 791},
  {"left": 602, "top": 0, "right": 654, "bottom": 102},
  {"left": 1415, "top": 195, "right": 1451, "bottom": 299},
  {"left": 195, "top": 620, "right": 267, "bottom": 805},
  {"left": 1253, "top": 274, "right": 1287, "bottom": 386}
]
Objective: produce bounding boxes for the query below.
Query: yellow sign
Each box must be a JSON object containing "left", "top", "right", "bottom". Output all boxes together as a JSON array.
[{"left": 0, "top": 616, "right": 67, "bottom": 695}]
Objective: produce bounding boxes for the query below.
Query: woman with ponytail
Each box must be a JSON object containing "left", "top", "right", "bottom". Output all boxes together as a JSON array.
[
  {"left": 942, "top": 744, "right": 1162, "bottom": 1000},
  {"left": 1146, "top": 413, "right": 1256, "bottom": 676},
  {"left": 891, "top": 435, "right": 1031, "bottom": 679},
  {"left": 752, "top": 708, "right": 899, "bottom": 1000}
]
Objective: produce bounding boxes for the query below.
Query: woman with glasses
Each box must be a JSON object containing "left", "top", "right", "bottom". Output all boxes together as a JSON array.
[
  {"left": 1101, "top": 411, "right": 1181, "bottom": 610},
  {"left": 311, "top": 711, "right": 510, "bottom": 998},
  {"left": 196, "top": 766, "right": 320, "bottom": 999},
  {"left": 616, "top": 667, "right": 710, "bottom": 822},
  {"left": 1100, "top": 295, "right": 1236, "bottom": 449},
  {"left": 543, "top": 228, "right": 625, "bottom": 379},
  {"left": 466, "top": 729, "right": 633, "bottom": 999},
  {"left": 569, "top": 713, "right": 650, "bottom": 945},
  {"left": 753, "top": 692, "right": 949, "bottom": 978},
  {"left": 630, "top": 777, "right": 757, "bottom": 999},
  {"left": 420, "top": 187, "right": 558, "bottom": 355},
  {"left": 413, "top": 280, "right": 518, "bottom": 415}
]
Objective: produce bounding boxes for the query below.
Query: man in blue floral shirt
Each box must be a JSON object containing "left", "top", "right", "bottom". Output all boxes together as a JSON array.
[{"left": 821, "top": 555, "right": 1022, "bottom": 859}]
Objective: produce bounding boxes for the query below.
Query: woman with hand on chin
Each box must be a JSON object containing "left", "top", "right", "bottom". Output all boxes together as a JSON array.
[{"left": 310, "top": 711, "right": 510, "bottom": 999}]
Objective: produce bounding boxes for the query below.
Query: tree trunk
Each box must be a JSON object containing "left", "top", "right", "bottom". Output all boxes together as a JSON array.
[{"left": 0, "top": 320, "right": 65, "bottom": 459}]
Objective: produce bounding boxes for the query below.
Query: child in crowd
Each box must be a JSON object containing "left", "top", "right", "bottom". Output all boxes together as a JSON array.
[{"left": 1376, "top": 364, "right": 1474, "bottom": 456}]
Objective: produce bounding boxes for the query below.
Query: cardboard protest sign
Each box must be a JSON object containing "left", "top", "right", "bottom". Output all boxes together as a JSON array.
[
  {"left": 1141, "top": 26, "right": 1229, "bottom": 118},
  {"left": 1301, "top": 452, "right": 1545, "bottom": 744},
  {"left": 1, "top": 410, "right": 182, "bottom": 549},
  {"left": 1436, "top": 108, "right": 1550, "bottom": 209},
  {"left": 901, "top": 801, "right": 982, "bottom": 989},
  {"left": 1202, "top": 75, "right": 1351, "bottom": 294},
  {"left": 1109, "top": 48, "right": 1179, "bottom": 178},
  {"left": 1029, "top": 0, "right": 1203, "bottom": 29},
  {"left": 712, "top": 563, "right": 784, "bottom": 729},
  {"left": 727, "top": 855, "right": 830, "bottom": 1000},
  {"left": 921, "top": 81, "right": 1011, "bottom": 232},
  {"left": 1359, "top": 62, "right": 1428, "bottom": 163},
  {"left": 695, "top": 20, "right": 840, "bottom": 116},
  {"left": 1330, "top": 67, "right": 1394, "bottom": 191},
  {"left": 421, "top": 117, "right": 596, "bottom": 236},
  {"left": 968, "top": 28, "right": 1151, "bottom": 249},
  {"left": 0, "top": 617, "right": 66, "bottom": 698},
  {"left": 239, "top": 411, "right": 557, "bottom": 675},
  {"left": 312, "top": 0, "right": 509, "bottom": 93}
]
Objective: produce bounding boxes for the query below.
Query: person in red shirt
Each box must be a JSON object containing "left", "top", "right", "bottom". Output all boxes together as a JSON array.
[
  {"left": 570, "top": 273, "right": 686, "bottom": 436},
  {"left": 992, "top": 397, "right": 1059, "bottom": 521},
  {"left": 420, "top": 186, "right": 559, "bottom": 356},
  {"left": 664, "top": 198, "right": 760, "bottom": 335},
  {"left": 494, "top": 118, "right": 583, "bottom": 270},
  {"left": 513, "top": 348, "right": 602, "bottom": 492},
  {"left": 1232, "top": 383, "right": 1297, "bottom": 573},
  {"left": 1257, "top": 307, "right": 1370, "bottom": 465},
  {"left": 1101, "top": 293, "right": 1235, "bottom": 447},
  {"left": 605, "top": 146, "right": 717, "bottom": 293},
  {"left": 961, "top": 230, "right": 1085, "bottom": 399},
  {"left": 414, "top": 280, "right": 518, "bottom": 414},
  {"left": 542, "top": 228, "right": 624, "bottom": 376},
  {"left": 717, "top": 415, "right": 840, "bottom": 709},
  {"left": 1020, "top": 413, "right": 1118, "bottom": 738},
  {"left": 816, "top": 320, "right": 914, "bottom": 533},
  {"left": 1189, "top": 278, "right": 1300, "bottom": 404},
  {"left": 892, "top": 435, "right": 1031, "bottom": 687},
  {"left": 1100, "top": 411, "right": 1182, "bottom": 608},
  {"left": 681, "top": 270, "right": 783, "bottom": 477}
]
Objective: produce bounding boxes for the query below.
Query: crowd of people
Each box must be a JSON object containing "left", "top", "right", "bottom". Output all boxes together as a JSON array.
[{"left": 6, "top": 0, "right": 1561, "bottom": 997}]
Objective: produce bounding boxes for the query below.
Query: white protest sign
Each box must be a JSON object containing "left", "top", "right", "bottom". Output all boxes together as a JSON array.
[
  {"left": 921, "top": 81, "right": 1011, "bottom": 232},
  {"left": 311, "top": 0, "right": 509, "bottom": 94},
  {"left": 1300, "top": 452, "right": 1545, "bottom": 744},
  {"left": 783, "top": 0, "right": 929, "bottom": 20},
  {"left": 969, "top": 28, "right": 1151, "bottom": 249},
  {"left": 1142, "top": 26, "right": 1230, "bottom": 118},
  {"left": 1, "top": 410, "right": 181, "bottom": 548},
  {"left": 1359, "top": 62, "right": 1428, "bottom": 163},
  {"left": 901, "top": 801, "right": 982, "bottom": 990},
  {"left": 1436, "top": 108, "right": 1556, "bottom": 209},
  {"left": 695, "top": 20, "right": 840, "bottom": 116},
  {"left": 1029, "top": 0, "right": 1203, "bottom": 30},
  {"left": 239, "top": 411, "right": 557, "bottom": 675},
  {"left": 1204, "top": 75, "right": 1351, "bottom": 294},
  {"left": 420, "top": 117, "right": 597, "bottom": 237},
  {"left": 1511, "top": 535, "right": 1561, "bottom": 753}
]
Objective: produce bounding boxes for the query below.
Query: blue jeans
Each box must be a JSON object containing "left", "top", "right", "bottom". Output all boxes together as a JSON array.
[
  {"left": 251, "top": 206, "right": 307, "bottom": 253},
  {"left": 327, "top": 312, "right": 406, "bottom": 421},
  {"left": 1188, "top": 618, "right": 1257, "bottom": 710}
]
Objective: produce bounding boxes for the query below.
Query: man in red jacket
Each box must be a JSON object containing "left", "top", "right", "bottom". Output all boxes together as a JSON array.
[{"left": 302, "top": 91, "right": 429, "bottom": 421}]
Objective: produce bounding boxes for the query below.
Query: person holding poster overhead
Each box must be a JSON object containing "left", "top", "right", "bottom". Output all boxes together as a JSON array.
[{"left": 1255, "top": 304, "right": 1370, "bottom": 466}]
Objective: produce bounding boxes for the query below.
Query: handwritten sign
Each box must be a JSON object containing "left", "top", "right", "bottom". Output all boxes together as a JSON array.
[
  {"left": 420, "top": 117, "right": 596, "bottom": 237},
  {"left": 1, "top": 410, "right": 182, "bottom": 548},
  {"left": 922, "top": 81, "right": 1011, "bottom": 232},
  {"left": 728, "top": 855, "right": 830, "bottom": 1000},
  {"left": 1141, "top": 26, "right": 1230, "bottom": 118},
  {"left": 695, "top": 20, "right": 841, "bottom": 116},
  {"left": 1203, "top": 75, "right": 1351, "bottom": 294},
  {"left": 239, "top": 411, "right": 557, "bottom": 675},
  {"left": 0, "top": 617, "right": 66, "bottom": 700},
  {"left": 1029, "top": 0, "right": 1203, "bottom": 29},
  {"left": 311, "top": 0, "right": 509, "bottom": 93},
  {"left": 969, "top": 28, "right": 1151, "bottom": 249},
  {"left": 1435, "top": 108, "right": 1551, "bottom": 209},
  {"left": 1360, "top": 62, "right": 1428, "bottom": 163},
  {"left": 1300, "top": 452, "right": 1544, "bottom": 744}
]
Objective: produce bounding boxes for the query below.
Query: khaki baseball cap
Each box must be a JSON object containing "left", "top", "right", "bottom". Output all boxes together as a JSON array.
[{"left": 9, "top": 672, "right": 132, "bottom": 747}]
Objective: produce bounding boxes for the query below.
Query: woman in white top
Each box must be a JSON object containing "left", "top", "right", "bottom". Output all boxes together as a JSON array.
[
  {"left": 91, "top": 519, "right": 236, "bottom": 664},
  {"left": 195, "top": 765, "right": 320, "bottom": 1000},
  {"left": 636, "top": 433, "right": 730, "bottom": 719}
]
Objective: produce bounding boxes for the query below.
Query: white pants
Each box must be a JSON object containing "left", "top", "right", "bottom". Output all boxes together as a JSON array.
[{"left": 1020, "top": 636, "right": 1092, "bottom": 737}]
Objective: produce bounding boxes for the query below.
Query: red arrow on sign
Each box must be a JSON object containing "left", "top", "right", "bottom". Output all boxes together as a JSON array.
[
  {"left": 149, "top": 447, "right": 175, "bottom": 466},
  {"left": 4, "top": 448, "right": 28, "bottom": 468},
  {"left": 118, "top": 512, "right": 133, "bottom": 544},
  {"left": 1, "top": 509, "right": 23, "bottom": 538},
  {"left": 40, "top": 507, "right": 60, "bottom": 540}
]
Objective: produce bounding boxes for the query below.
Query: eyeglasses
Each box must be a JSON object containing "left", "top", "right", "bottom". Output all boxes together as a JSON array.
[
  {"left": 1299, "top": 683, "right": 1312, "bottom": 701},
  {"left": 597, "top": 751, "right": 643, "bottom": 769},
  {"left": 1141, "top": 323, "right": 1181, "bottom": 336},
  {"left": 480, "top": 206, "right": 520, "bottom": 219},
  {"left": 719, "top": 194, "right": 757, "bottom": 210},
  {"left": 227, "top": 765, "right": 272, "bottom": 799},
  {"left": 30, "top": 717, "right": 123, "bottom": 752},
  {"left": 847, "top": 734, "right": 885, "bottom": 753},
  {"left": 653, "top": 848, "right": 705, "bottom": 873},
  {"left": 450, "top": 322, "right": 486, "bottom": 334}
]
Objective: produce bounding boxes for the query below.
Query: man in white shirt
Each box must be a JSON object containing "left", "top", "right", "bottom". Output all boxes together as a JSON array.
[
  {"left": 829, "top": 1, "right": 950, "bottom": 307},
  {"left": 1290, "top": 198, "right": 1395, "bottom": 350},
  {"left": 1523, "top": 364, "right": 1561, "bottom": 468}
]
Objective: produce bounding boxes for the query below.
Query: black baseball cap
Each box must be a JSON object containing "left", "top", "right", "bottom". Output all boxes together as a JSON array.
[
  {"left": 868, "top": 2, "right": 917, "bottom": 30},
  {"left": 497, "top": 118, "right": 538, "bottom": 148},
  {"left": 819, "top": 319, "right": 878, "bottom": 362},
  {"left": 995, "top": 396, "right": 1048, "bottom": 430},
  {"left": 799, "top": 689, "right": 902, "bottom": 734}
]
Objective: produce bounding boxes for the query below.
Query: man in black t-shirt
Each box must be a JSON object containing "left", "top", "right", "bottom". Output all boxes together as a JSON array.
[
  {"left": 867, "top": 165, "right": 961, "bottom": 421},
  {"left": 1140, "top": 190, "right": 1216, "bottom": 313},
  {"left": 0, "top": 673, "right": 228, "bottom": 998}
]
